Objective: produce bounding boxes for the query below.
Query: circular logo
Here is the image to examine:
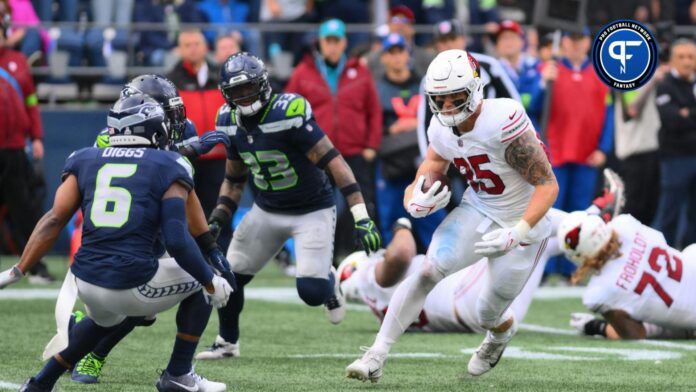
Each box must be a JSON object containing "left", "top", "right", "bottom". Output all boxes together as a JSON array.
[{"left": 592, "top": 20, "right": 658, "bottom": 90}]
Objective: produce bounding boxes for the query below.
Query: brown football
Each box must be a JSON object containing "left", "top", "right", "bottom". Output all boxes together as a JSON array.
[{"left": 422, "top": 171, "right": 450, "bottom": 194}]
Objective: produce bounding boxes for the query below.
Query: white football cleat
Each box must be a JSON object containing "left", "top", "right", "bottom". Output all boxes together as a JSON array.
[
  {"left": 325, "top": 266, "right": 346, "bottom": 325},
  {"left": 467, "top": 319, "right": 518, "bottom": 376},
  {"left": 194, "top": 336, "right": 240, "bottom": 360},
  {"left": 345, "top": 346, "right": 387, "bottom": 383},
  {"left": 156, "top": 369, "right": 226, "bottom": 392}
]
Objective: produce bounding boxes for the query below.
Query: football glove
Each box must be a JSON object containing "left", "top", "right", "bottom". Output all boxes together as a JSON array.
[
  {"left": 208, "top": 208, "right": 231, "bottom": 241},
  {"left": 0, "top": 265, "right": 23, "bottom": 289},
  {"left": 474, "top": 221, "right": 531, "bottom": 258},
  {"left": 406, "top": 175, "right": 451, "bottom": 218},
  {"left": 206, "top": 247, "right": 237, "bottom": 292},
  {"left": 204, "top": 275, "right": 233, "bottom": 309},
  {"left": 188, "top": 130, "right": 230, "bottom": 157},
  {"left": 570, "top": 312, "right": 597, "bottom": 335},
  {"left": 355, "top": 218, "right": 381, "bottom": 254}
]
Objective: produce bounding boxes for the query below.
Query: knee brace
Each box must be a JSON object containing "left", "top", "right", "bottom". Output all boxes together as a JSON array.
[{"left": 296, "top": 277, "right": 332, "bottom": 306}]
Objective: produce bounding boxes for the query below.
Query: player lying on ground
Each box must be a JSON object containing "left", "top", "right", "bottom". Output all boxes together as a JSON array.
[
  {"left": 338, "top": 217, "right": 559, "bottom": 332},
  {"left": 61, "top": 75, "right": 234, "bottom": 385},
  {"left": 195, "top": 53, "right": 382, "bottom": 360},
  {"left": 1, "top": 95, "right": 233, "bottom": 392},
  {"left": 346, "top": 48, "right": 558, "bottom": 382},
  {"left": 557, "top": 210, "right": 696, "bottom": 340}
]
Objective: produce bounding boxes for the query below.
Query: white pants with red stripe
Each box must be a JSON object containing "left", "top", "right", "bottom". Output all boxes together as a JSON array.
[{"left": 426, "top": 202, "right": 549, "bottom": 330}]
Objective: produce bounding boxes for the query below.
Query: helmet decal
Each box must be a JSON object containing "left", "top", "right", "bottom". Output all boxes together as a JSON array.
[{"left": 564, "top": 226, "right": 582, "bottom": 250}]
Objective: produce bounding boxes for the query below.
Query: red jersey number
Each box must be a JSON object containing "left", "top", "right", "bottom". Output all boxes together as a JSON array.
[
  {"left": 453, "top": 154, "right": 505, "bottom": 195},
  {"left": 633, "top": 247, "right": 683, "bottom": 307}
]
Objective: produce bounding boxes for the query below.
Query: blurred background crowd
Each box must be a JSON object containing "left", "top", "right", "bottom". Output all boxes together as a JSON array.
[{"left": 1, "top": 0, "right": 696, "bottom": 285}]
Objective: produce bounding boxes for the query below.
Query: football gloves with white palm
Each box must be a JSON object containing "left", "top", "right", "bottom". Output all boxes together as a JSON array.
[{"left": 406, "top": 175, "right": 451, "bottom": 218}]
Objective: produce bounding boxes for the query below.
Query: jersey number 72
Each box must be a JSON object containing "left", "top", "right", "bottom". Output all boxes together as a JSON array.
[{"left": 633, "top": 247, "right": 683, "bottom": 307}]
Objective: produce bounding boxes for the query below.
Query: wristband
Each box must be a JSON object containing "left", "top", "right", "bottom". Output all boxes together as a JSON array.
[
  {"left": 225, "top": 173, "right": 248, "bottom": 184},
  {"left": 514, "top": 220, "right": 532, "bottom": 238},
  {"left": 216, "top": 196, "right": 238, "bottom": 216},
  {"left": 350, "top": 203, "right": 369, "bottom": 222},
  {"left": 584, "top": 319, "right": 608, "bottom": 337},
  {"left": 195, "top": 231, "right": 218, "bottom": 253},
  {"left": 340, "top": 183, "right": 361, "bottom": 198}
]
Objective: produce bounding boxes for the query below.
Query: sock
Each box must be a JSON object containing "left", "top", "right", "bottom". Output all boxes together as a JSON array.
[
  {"left": 92, "top": 317, "right": 140, "bottom": 358},
  {"left": 218, "top": 273, "right": 253, "bottom": 343},
  {"left": 373, "top": 272, "right": 436, "bottom": 354},
  {"left": 35, "top": 317, "right": 115, "bottom": 387},
  {"left": 167, "top": 291, "right": 213, "bottom": 376}
]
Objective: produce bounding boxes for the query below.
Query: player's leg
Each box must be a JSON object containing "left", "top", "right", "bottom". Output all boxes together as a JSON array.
[
  {"left": 508, "top": 237, "right": 558, "bottom": 322},
  {"left": 198, "top": 204, "right": 289, "bottom": 359},
  {"left": 291, "top": 206, "right": 342, "bottom": 322},
  {"left": 468, "top": 238, "right": 549, "bottom": 376},
  {"left": 347, "top": 205, "right": 488, "bottom": 382},
  {"left": 156, "top": 290, "right": 225, "bottom": 392}
]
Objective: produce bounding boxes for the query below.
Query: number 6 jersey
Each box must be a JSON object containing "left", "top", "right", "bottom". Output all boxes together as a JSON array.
[
  {"left": 583, "top": 214, "right": 696, "bottom": 329},
  {"left": 427, "top": 98, "right": 550, "bottom": 241},
  {"left": 215, "top": 93, "right": 334, "bottom": 214}
]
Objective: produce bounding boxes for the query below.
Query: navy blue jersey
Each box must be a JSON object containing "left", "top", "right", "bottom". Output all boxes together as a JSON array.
[
  {"left": 95, "top": 119, "right": 199, "bottom": 151},
  {"left": 63, "top": 147, "right": 194, "bottom": 289},
  {"left": 215, "top": 93, "right": 334, "bottom": 214}
]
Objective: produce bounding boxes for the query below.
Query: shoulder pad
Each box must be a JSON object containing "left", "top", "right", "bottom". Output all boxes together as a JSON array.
[
  {"left": 215, "top": 104, "right": 238, "bottom": 136},
  {"left": 498, "top": 99, "right": 531, "bottom": 143},
  {"left": 258, "top": 93, "right": 312, "bottom": 133}
]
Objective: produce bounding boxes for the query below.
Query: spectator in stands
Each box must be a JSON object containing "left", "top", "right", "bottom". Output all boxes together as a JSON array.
[
  {"left": 495, "top": 20, "right": 544, "bottom": 129},
  {"left": 85, "top": 0, "right": 133, "bottom": 67},
  {"left": 35, "top": 0, "right": 83, "bottom": 67},
  {"left": 260, "top": 0, "right": 314, "bottom": 63},
  {"left": 543, "top": 29, "right": 614, "bottom": 280},
  {"left": 3, "top": 0, "right": 45, "bottom": 63},
  {"left": 214, "top": 32, "right": 241, "bottom": 65},
  {"left": 367, "top": 5, "right": 433, "bottom": 80},
  {"left": 142, "top": 0, "right": 207, "bottom": 67},
  {"left": 285, "top": 18, "right": 382, "bottom": 259},
  {"left": 0, "top": 17, "right": 54, "bottom": 282},
  {"left": 315, "top": 0, "right": 370, "bottom": 47},
  {"left": 464, "top": 0, "right": 500, "bottom": 53},
  {"left": 654, "top": 38, "right": 696, "bottom": 248},
  {"left": 167, "top": 28, "right": 230, "bottom": 249},
  {"left": 197, "top": 0, "right": 260, "bottom": 57},
  {"left": 615, "top": 63, "right": 668, "bottom": 226},
  {"left": 374, "top": 33, "right": 443, "bottom": 249}
]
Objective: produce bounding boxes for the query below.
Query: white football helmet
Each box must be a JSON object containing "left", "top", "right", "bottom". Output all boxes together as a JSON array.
[
  {"left": 337, "top": 251, "right": 369, "bottom": 302},
  {"left": 425, "top": 49, "right": 484, "bottom": 127},
  {"left": 557, "top": 211, "right": 613, "bottom": 264}
]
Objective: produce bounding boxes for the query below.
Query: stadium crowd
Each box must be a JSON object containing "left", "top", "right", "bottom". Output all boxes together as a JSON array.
[{"left": 1, "top": 0, "right": 696, "bottom": 284}]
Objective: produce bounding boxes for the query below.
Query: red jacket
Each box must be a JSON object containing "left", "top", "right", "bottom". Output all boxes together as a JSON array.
[
  {"left": 168, "top": 60, "right": 227, "bottom": 160},
  {"left": 285, "top": 54, "right": 382, "bottom": 157},
  {"left": 0, "top": 48, "right": 42, "bottom": 149},
  {"left": 545, "top": 59, "right": 608, "bottom": 166}
]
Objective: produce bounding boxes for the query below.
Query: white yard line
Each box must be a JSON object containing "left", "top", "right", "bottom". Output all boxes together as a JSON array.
[{"left": 0, "top": 381, "right": 21, "bottom": 390}]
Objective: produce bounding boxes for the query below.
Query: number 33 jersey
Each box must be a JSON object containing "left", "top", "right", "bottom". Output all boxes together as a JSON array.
[
  {"left": 215, "top": 93, "right": 334, "bottom": 214},
  {"left": 583, "top": 214, "right": 696, "bottom": 329},
  {"left": 62, "top": 147, "right": 194, "bottom": 289},
  {"left": 427, "top": 98, "right": 550, "bottom": 241}
]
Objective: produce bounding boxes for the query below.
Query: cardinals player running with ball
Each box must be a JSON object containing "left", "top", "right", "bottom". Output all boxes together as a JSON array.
[{"left": 346, "top": 49, "right": 558, "bottom": 381}]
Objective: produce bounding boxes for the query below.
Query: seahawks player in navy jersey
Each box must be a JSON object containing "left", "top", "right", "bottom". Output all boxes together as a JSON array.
[
  {"left": 2, "top": 94, "right": 232, "bottom": 392},
  {"left": 65, "top": 75, "right": 233, "bottom": 385},
  {"left": 196, "top": 53, "right": 382, "bottom": 359}
]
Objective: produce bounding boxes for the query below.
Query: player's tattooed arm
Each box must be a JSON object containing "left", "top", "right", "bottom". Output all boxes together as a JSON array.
[
  {"left": 504, "top": 130, "right": 559, "bottom": 227},
  {"left": 306, "top": 136, "right": 364, "bottom": 207},
  {"left": 504, "top": 130, "right": 556, "bottom": 186},
  {"left": 17, "top": 175, "right": 81, "bottom": 273},
  {"left": 216, "top": 159, "right": 248, "bottom": 214}
]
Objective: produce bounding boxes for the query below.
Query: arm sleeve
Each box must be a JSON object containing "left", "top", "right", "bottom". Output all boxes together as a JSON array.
[
  {"left": 160, "top": 197, "right": 214, "bottom": 285},
  {"left": 365, "top": 75, "right": 383, "bottom": 150}
]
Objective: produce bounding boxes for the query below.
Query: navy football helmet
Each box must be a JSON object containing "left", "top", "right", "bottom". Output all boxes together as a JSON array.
[
  {"left": 122, "top": 74, "right": 186, "bottom": 142},
  {"left": 107, "top": 93, "right": 170, "bottom": 149},
  {"left": 219, "top": 52, "right": 272, "bottom": 116}
]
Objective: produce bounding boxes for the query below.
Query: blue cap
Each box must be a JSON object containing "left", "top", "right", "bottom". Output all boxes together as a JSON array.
[
  {"left": 319, "top": 19, "right": 346, "bottom": 39},
  {"left": 382, "top": 33, "right": 408, "bottom": 53},
  {"left": 563, "top": 26, "right": 591, "bottom": 38}
]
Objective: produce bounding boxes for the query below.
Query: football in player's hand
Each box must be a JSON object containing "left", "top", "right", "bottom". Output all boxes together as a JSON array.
[{"left": 422, "top": 171, "right": 450, "bottom": 194}]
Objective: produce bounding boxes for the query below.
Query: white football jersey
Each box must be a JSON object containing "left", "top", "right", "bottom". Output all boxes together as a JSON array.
[
  {"left": 583, "top": 215, "right": 696, "bottom": 329},
  {"left": 427, "top": 98, "right": 551, "bottom": 241}
]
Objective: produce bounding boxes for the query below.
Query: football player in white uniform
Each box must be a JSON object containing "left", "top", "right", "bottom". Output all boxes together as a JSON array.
[
  {"left": 558, "top": 212, "right": 696, "bottom": 340},
  {"left": 338, "top": 218, "right": 559, "bottom": 333},
  {"left": 345, "top": 49, "right": 559, "bottom": 381}
]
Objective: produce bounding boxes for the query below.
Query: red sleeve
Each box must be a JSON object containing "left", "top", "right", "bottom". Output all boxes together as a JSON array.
[
  {"left": 364, "top": 72, "right": 382, "bottom": 150},
  {"left": 16, "top": 54, "right": 42, "bottom": 139},
  {"left": 285, "top": 67, "right": 302, "bottom": 94}
]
